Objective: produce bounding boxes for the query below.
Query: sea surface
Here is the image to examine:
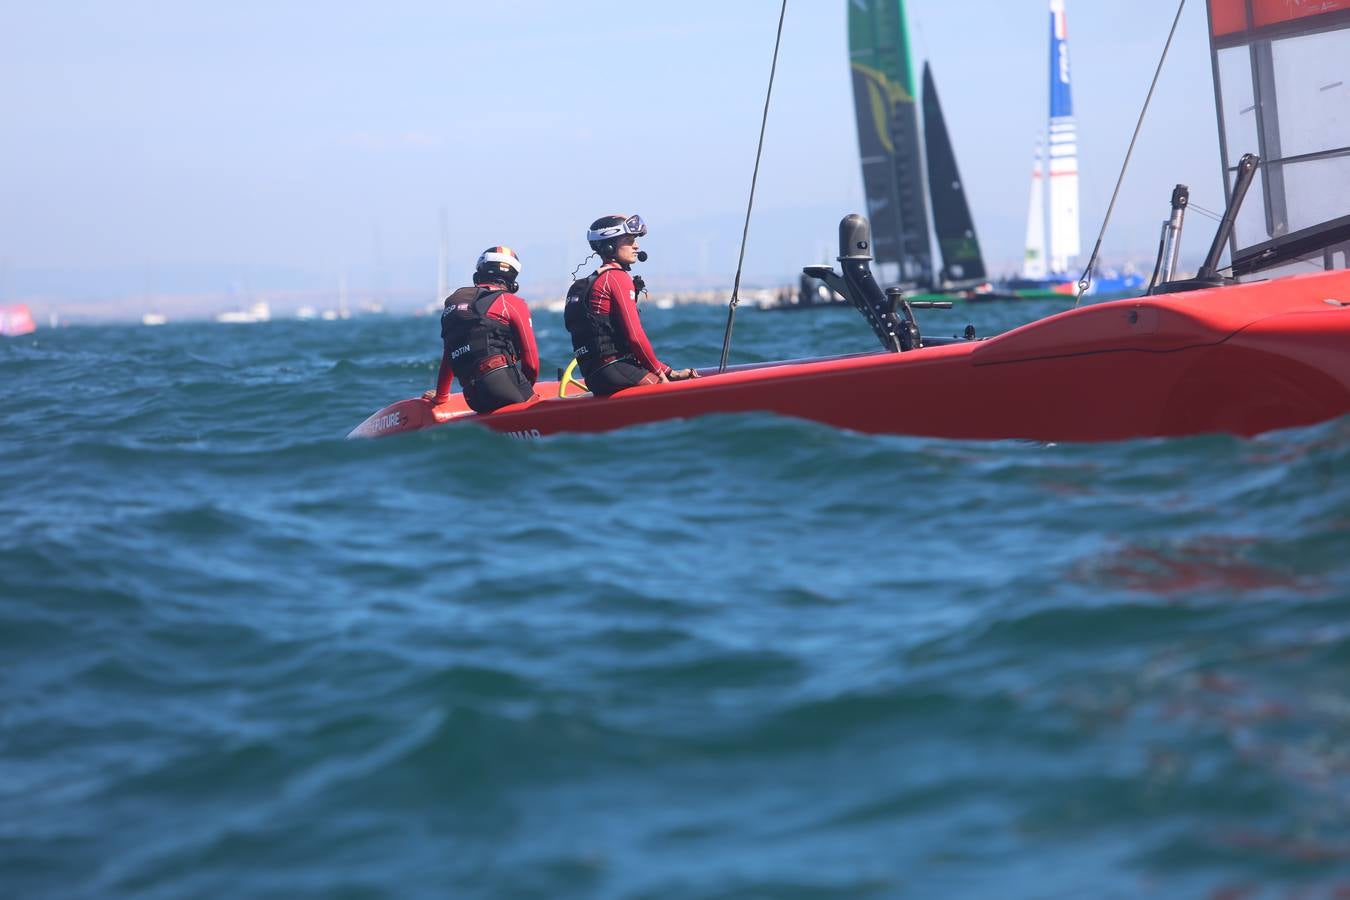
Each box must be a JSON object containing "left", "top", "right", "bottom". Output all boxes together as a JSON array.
[{"left": 3, "top": 298, "right": 1349, "bottom": 899}]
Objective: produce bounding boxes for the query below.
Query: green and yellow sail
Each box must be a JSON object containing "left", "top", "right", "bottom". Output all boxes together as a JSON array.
[{"left": 848, "top": 0, "right": 932, "bottom": 286}]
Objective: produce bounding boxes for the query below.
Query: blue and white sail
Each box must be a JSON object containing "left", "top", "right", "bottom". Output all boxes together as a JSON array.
[{"left": 1046, "top": 0, "right": 1080, "bottom": 275}]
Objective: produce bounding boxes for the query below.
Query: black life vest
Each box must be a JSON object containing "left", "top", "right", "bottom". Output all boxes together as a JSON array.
[
  {"left": 440, "top": 286, "right": 517, "bottom": 383},
  {"left": 563, "top": 265, "right": 630, "bottom": 377}
]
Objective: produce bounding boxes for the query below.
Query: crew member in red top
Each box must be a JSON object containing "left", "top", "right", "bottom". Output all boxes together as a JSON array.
[
  {"left": 564, "top": 214, "right": 699, "bottom": 396},
  {"left": 425, "top": 246, "right": 539, "bottom": 413}
]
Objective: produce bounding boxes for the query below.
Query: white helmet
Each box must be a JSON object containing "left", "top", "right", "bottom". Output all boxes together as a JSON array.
[
  {"left": 476, "top": 245, "right": 522, "bottom": 280},
  {"left": 587, "top": 214, "right": 647, "bottom": 256}
]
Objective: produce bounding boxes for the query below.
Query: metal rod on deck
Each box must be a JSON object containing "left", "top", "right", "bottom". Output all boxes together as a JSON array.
[
  {"left": 1158, "top": 184, "right": 1190, "bottom": 286},
  {"left": 1198, "top": 154, "right": 1259, "bottom": 281}
]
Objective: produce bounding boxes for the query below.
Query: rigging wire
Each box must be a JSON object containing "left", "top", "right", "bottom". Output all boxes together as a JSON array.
[
  {"left": 1074, "top": 0, "right": 1188, "bottom": 307},
  {"left": 1187, "top": 201, "right": 1225, "bottom": 222},
  {"left": 718, "top": 0, "right": 789, "bottom": 374}
]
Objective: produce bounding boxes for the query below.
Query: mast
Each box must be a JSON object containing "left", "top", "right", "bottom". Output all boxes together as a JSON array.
[
  {"left": 436, "top": 207, "right": 449, "bottom": 302},
  {"left": 922, "top": 62, "right": 987, "bottom": 287},
  {"left": 1047, "top": 0, "right": 1081, "bottom": 275},
  {"left": 848, "top": 0, "right": 933, "bottom": 287},
  {"left": 1022, "top": 137, "right": 1048, "bottom": 279}
]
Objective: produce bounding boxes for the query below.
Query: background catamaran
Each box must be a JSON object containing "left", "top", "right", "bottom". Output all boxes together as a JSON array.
[
  {"left": 1003, "top": 0, "right": 1145, "bottom": 298},
  {"left": 351, "top": 0, "right": 1350, "bottom": 443},
  {"left": 846, "top": 0, "right": 990, "bottom": 294},
  {"left": 779, "top": 0, "right": 1010, "bottom": 310}
]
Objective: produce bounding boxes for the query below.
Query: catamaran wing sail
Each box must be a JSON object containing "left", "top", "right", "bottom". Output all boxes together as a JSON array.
[
  {"left": 848, "top": 0, "right": 933, "bottom": 287},
  {"left": 1047, "top": 0, "right": 1081, "bottom": 275},
  {"left": 921, "top": 62, "right": 987, "bottom": 287},
  {"left": 1208, "top": 0, "right": 1350, "bottom": 275},
  {"left": 1022, "top": 138, "right": 1049, "bottom": 280}
]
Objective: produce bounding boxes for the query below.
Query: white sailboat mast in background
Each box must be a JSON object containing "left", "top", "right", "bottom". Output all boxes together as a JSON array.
[
  {"left": 1022, "top": 137, "right": 1048, "bottom": 279},
  {"left": 437, "top": 207, "right": 449, "bottom": 302},
  {"left": 1046, "top": 0, "right": 1081, "bottom": 275},
  {"left": 1021, "top": 1, "right": 1081, "bottom": 281}
]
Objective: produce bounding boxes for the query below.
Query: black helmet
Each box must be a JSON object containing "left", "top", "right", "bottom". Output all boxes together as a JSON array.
[
  {"left": 473, "top": 245, "right": 522, "bottom": 292},
  {"left": 587, "top": 214, "right": 647, "bottom": 258}
]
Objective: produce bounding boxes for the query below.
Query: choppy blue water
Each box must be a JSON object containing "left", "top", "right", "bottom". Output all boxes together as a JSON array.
[{"left": 3, "top": 300, "right": 1349, "bottom": 898}]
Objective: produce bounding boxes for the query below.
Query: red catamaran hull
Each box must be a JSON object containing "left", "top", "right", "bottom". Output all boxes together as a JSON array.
[{"left": 350, "top": 272, "right": 1350, "bottom": 443}]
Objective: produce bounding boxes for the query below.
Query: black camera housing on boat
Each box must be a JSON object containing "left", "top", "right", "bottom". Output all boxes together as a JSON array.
[
  {"left": 804, "top": 214, "right": 969, "bottom": 353},
  {"left": 802, "top": 214, "right": 909, "bottom": 352}
]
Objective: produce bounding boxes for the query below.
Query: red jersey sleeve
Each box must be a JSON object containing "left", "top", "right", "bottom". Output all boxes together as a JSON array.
[
  {"left": 595, "top": 268, "right": 667, "bottom": 375},
  {"left": 433, "top": 345, "right": 454, "bottom": 402},
  {"left": 497, "top": 293, "right": 539, "bottom": 384}
]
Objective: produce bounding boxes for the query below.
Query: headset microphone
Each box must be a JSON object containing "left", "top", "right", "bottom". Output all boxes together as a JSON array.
[{"left": 637, "top": 250, "right": 649, "bottom": 263}]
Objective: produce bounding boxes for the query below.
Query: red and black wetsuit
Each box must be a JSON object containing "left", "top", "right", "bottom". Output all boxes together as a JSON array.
[
  {"left": 435, "top": 283, "right": 539, "bottom": 413},
  {"left": 564, "top": 263, "right": 668, "bottom": 396}
]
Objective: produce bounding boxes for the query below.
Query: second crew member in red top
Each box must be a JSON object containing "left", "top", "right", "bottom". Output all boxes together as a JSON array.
[
  {"left": 425, "top": 246, "right": 539, "bottom": 414},
  {"left": 564, "top": 214, "right": 699, "bottom": 396}
]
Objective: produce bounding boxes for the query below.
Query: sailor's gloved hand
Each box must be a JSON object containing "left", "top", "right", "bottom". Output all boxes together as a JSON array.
[{"left": 666, "top": 368, "right": 700, "bottom": 381}]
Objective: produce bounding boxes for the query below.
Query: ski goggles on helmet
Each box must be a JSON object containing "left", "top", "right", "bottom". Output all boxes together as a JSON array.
[{"left": 586, "top": 214, "right": 647, "bottom": 242}]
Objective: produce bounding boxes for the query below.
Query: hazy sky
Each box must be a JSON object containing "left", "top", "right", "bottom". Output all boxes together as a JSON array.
[{"left": 2, "top": 1, "right": 1224, "bottom": 304}]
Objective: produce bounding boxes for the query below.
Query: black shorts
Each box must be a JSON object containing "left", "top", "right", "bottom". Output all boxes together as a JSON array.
[
  {"left": 465, "top": 366, "right": 533, "bottom": 414},
  {"left": 585, "top": 359, "right": 660, "bottom": 397}
]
